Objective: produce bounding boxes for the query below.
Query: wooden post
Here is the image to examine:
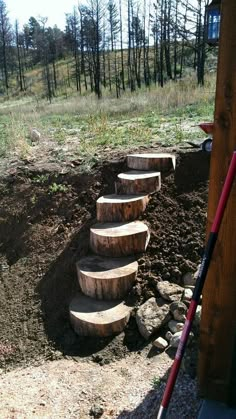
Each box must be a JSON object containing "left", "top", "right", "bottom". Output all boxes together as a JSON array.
[{"left": 198, "top": 0, "right": 236, "bottom": 405}]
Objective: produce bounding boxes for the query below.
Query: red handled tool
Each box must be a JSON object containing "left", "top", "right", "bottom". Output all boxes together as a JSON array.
[{"left": 157, "top": 151, "right": 236, "bottom": 419}]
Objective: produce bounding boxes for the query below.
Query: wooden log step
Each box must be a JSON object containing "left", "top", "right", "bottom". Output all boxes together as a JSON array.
[
  {"left": 70, "top": 293, "right": 132, "bottom": 337},
  {"left": 127, "top": 153, "right": 176, "bottom": 171},
  {"left": 77, "top": 256, "right": 138, "bottom": 299},
  {"left": 115, "top": 170, "right": 161, "bottom": 195},
  {"left": 96, "top": 194, "right": 149, "bottom": 222},
  {"left": 90, "top": 221, "right": 150, "bottom": 257}
]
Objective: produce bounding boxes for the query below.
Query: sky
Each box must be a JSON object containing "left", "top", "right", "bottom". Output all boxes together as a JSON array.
[
  {"left": 5, "top": 0, "right": 79, "bottom": 30},
  {"left": 5, "top": 0, "right": 199, "bottom": 31}
]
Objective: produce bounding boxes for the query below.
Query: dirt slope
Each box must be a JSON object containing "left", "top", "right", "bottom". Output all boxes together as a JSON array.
[{"left": 0, "top": 150, "right": 209, "bottom": 373}]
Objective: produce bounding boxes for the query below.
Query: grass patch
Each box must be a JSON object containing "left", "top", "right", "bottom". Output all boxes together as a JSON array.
[
  {"left": 0, "top": 75, "right": 215, "bottom": 160},
  {"left": 48, "top": 182, "right": 69, "bottom": 194}
]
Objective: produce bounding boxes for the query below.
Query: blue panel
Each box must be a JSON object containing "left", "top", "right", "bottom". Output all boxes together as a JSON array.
[{"left": 207, "top": 8, "right": 220, "bottom": 40}]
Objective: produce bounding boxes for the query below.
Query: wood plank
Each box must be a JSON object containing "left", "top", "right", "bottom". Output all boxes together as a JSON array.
[{"left": 198, "top": 0, "right": 236, "bottom": 405}]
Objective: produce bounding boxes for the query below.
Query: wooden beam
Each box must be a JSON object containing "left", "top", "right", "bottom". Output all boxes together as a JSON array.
[{"left": 198, "top": 0, "right": 236, "bottom": 405}]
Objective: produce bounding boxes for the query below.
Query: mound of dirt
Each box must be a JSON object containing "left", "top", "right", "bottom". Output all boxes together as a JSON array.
[{"left": 0, "top": 151, "right": 210, "bottom": 371}]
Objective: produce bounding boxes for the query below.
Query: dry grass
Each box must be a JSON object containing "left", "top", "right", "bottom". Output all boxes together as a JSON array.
[
  {"left": 0, "top": 74, "right": 216, "bottom": 118},
  {"left": 0, "top": 74, "right": 216, "bottom": 159}
]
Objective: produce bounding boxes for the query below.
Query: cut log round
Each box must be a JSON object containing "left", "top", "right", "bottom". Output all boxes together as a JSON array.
[
  {"left": 115, "top": 170, "right": 161, "bottom": 195},
  {"left": 77, "top": 256, "right": 138, "bottom": 299},
  {"left": 96, "top": 194, "right": 149, "bottom": 222},
  {"left": 70, "top": 293, "right": 132, "bottom": 336},
  {"left": 127, "top": 153, "right": 176, "bottom": 172},
  {"left": 90, "top": 221, "right": 150, "bottom": 257}
]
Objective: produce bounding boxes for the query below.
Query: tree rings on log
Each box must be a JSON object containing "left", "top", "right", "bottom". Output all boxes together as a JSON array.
[
  {"left": 76, "top": 256, "right": 138, "bottom": 299},
  {"left": 96, "top": 194, "right": 149, "bottom": 222},
  {"left": 90, "top": 221, "right": 150, "bottom": 257},
  {"left": 69, "top": 293, "right": 132, "bottom": 337}
]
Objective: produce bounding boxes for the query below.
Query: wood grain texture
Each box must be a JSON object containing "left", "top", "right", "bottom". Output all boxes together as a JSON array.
[
  {"left": 69, "top": 294, "right": 132, "bottom": 337},
  {"left": 127, "top": 153, "right": 176, "bottom": 171},
  {"left": 90, "top": 221, "right": 150, "bottom": 257},
  {"left": 115, "top": 170, "right": 161, "bottom": 195},
  {"left": 198, "top": 0, "right": 236, "bottom": 405},
  {"left": 96, "top": 194, "right": 149, "bottom": 222},
  {"left": 77, "top": 256, "right": 138, "bottom": 299}
]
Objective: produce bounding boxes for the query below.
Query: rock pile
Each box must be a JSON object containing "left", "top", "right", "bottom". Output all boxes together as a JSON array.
[{"left": 135, "top": 269, "right": 201, "bottom": 350}]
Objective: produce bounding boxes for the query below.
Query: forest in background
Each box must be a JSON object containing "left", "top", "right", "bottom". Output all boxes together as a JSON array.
[{"left": 0, "top": 0, "right": 217, "bottom": 101}]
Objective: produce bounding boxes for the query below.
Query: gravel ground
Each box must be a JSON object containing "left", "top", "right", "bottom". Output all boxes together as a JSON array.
[{"left": 0, "top": 353, "right": 202, "bottom": 418}]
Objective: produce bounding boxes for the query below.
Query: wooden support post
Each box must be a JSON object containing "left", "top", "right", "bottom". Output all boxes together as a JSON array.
[{"left": 198, "top": 0, "right": 236, "bottom": 405}]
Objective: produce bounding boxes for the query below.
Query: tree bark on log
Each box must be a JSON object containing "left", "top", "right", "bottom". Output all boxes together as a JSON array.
[
  {"left": 96, "top": 194, "right": 149, "bottom": 222},
  {"left": 77, "top": 256, "right": 138, "bottom": 299},
  {"left": 115, "top": 170, "right": 161, "bottom": 195},
  {"left": 127, "top": 153, "right": 176, "bottom": 171},
  {"left": 90, "top": 221, "right": 150, "bottom": 257},
  {"left": 70, "top": 294, "right": 132, "bottom": 337}
]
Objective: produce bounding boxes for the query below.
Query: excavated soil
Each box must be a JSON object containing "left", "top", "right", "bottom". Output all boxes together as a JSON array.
[{"left": 0, "top": 150, "right": 210, "bottom": 373}]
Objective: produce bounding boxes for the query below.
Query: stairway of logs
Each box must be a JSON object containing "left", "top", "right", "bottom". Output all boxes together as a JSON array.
[{"left": 69, "top": 153, "right": 176, "bottom": 337}]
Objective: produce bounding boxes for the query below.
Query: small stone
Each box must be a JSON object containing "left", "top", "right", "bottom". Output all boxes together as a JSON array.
[
  {"left": 193, "top": 305, "right": 202, "bottom": 326},
  {"left": 168, "top": 320, "right": 184, "bottom": 334},
  {"left": 183, "top": 288, "right": 193, "bottom": 301},
  {"left": 165, "top": 331, "right": 173, "bottom": 342},
  {"left": 170, "top": 301, "right": 188, "bottom": 322},
  {"left": 156, "top": 281, "right": 183, "bottom": 302},
  {"left": 169, "top": 331, "right": 182, "bottom": 348},
  {"left": 89, "top": 405, "right": 104, "bottom": 418},
  {"left": 169, "top": 331, "right": 194, "bottom": 348},
  {"left": 185, "top": 285, "right": 195, "bottom": 291},
  {"left": 30, "top": 128, "right": 41, "bottom": 142},
  {"left": 193, "top": 264, "right": 201, "bottom": 281},
  {"left": 183, "top": 272, "right": 195, "bottom": 287},
  {"left": 153, "top": 337, "right": 168, "bottom": 350}
]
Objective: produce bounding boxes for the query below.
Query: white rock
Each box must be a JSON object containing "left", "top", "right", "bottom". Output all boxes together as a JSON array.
[
  {"left": 30, "top": 128, "right": 41, "bottom": 142},
  {"left": 193, "top": 306, "right": 202, "bottom": 326},
  {"left": 153, "top": 337, "right": 168, "bottom": 350},
  {"left": 193, "top": 264, "right": 201, "bottom": 281},
  {"left": 168, "top": 320, "right": 184, "bottom": 334},
  {"left": 183, "top": 288, "right": 193, "bottom": 301},
  {"left": 183, "top": 272, "right": 195, "bottom": 287}
]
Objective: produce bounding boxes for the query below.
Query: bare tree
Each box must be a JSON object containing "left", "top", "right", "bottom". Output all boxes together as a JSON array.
[
  {"left": 15, "top": 20, "right": 25, "bottom": 91},
  {"left": 0, "top": 0, "right": 12, "bottom": 93}
]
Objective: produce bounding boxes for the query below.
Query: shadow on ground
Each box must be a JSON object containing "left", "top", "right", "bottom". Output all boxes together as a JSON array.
[{"left": 117, "top": 369, "right": 202, "bottom": 419}]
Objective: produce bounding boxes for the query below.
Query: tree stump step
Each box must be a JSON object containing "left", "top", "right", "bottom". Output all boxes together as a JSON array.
[
  {"left": 70, "top": 293, "right": 132, "bottom": 337},
  {"left": 115, "top": 170, "right": 161, "bottom": 195},
  {"left": 96, "top": 194, "right": 149, "bottom": 222},
  {"left": 90, "top": 221, "right": 150, "bottom": 257},
  {"left": 127, "top": 153, "right": 176, "bottom": 171},
  {"left": 77, "top": 256, "right": 138, "bottom": 299}
]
